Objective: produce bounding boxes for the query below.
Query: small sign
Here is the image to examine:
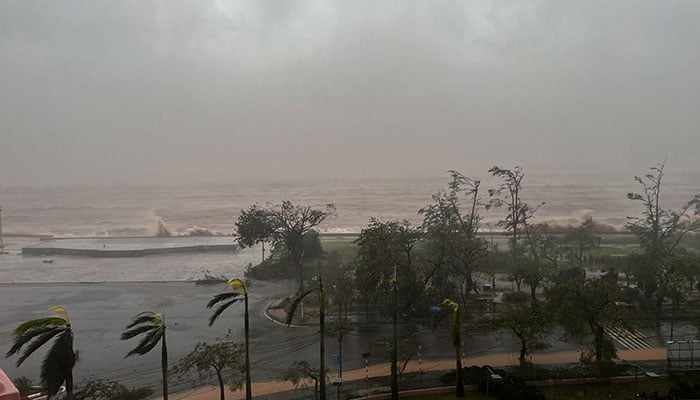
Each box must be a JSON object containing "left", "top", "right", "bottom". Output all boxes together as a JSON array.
[
  {"left": 332, "top": 378, "right": 342, "bottom": 386},
  {"left": 362, "top": 352, "right": 371, "bottom": 359},
  {"left": 333, "top": 354, "right": 341, "bottom": 366}
]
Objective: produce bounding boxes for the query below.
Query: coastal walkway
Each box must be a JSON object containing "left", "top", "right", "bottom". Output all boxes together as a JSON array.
[{"left": 165, "top": 347, "right": 666, "bottom": 400}]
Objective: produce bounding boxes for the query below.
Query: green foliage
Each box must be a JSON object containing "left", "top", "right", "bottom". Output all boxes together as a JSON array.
[
  {"left": 278, "top": 360, "right": 325, "bottom": 388},
  {"left": 121, "top": 312, "right": 165, "bottom": 356},
  {"left": 488, "top": 166, "right": 543, "bottom": 249},
  {"left": 420, "top": 171, "right": 488, "bottom": 305},
  {"left": 626, "top": 162, "right": 700, "bottom": 304},
  {"left": 236, "top": 201, "right": 335, "bottom": 293},
  {"left": 319, "top": 240, "right": 357, "bottom": 261},
  {"left": 207, "top": 292, "right": 244, "bottom": 326},
  {"left": 489, "top": 296, "right": 552, "bottom": 366},
  {"left": 120, "top": 311, "right": 168, "bottom": 400},
  {"left": 353, "top": 218, "right": 423, "bottom": 315},
  {"left": 375, "top": 327, "right": 419, "bottom": 377},
  {"left": 74, "top": 379, "right": 153, "bottom": 400},
  {"left": 11, "top": 377, "right": 35, "bottom": 397},
  {"left": 667, "top": 370, "right": 700, "bottom": 399},
  {"left": 562, "top": 216, "right": 601, "bottom": 265},
  {"left": 6, "top": 306, "right": 76, "bottom": 399},
  {"left": 206, "top": 278, "right": 251, "bottom": 400},
  {"left": 328, "top": 263, "right": 355, "bottom": 312},
  {"left": 546, "top": 273, "right": 628, "bottom": 370},
  {"left": 458, "top": 366, "right": 545, "bottom": 400},
  {"left": 502, "top": 291, "right": 529, "bottom": 304},
  {"left": 170, "top": 341, "right": 244, "bottom": 391}
]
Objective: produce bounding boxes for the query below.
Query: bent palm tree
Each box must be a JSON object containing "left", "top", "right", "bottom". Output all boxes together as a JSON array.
[
  {"left": 6, "top": 306, "right": 77, "bottom": 400},
  {"left": 207, "top": 278, "right": 251, "bottom": 400},
  {"left": 437, "top": 299, "right": 465, "bottom": 397},
  {"left": 121, "top": 312, "right": 168, "bottom": 400}
]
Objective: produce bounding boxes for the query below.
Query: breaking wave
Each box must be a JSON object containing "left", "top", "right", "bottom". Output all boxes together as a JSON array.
[
  {"left": 154, "top": 216, "right": 172, "bottom": 237},
  {"left": 152, "top": 214, "right": 224, "bottom": 237}
]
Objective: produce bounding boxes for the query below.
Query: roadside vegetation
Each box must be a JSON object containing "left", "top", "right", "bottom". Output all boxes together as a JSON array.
[{"left": 6, "top": 162, "right": 700, "bottom": 400}]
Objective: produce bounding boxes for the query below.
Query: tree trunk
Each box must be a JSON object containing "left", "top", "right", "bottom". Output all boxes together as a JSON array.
[
  {"left": 594, "top": 325, "right": 604, "bottom": 367},
  {"left": 216, "top": 369, "right": 225, "bottom": 400},
  {"left": 455, "top": 338, "right": 465, "bottom": 397},
  {"left": 297, "top": 251, "right": 305, "bottom": 295},
  {"left": 319, "top": 285, "right": 327, "bottom": 400},
  {"left": 161, "top": 329, "right": 168, "bottom": 400},
  {"left": 518, "top": 335, "right": 527, "bottom": 366},
  {"left": 65, "top": 332, "right": 75, "bottom": 400},
  {"left": 65, "top": 366, "right": 74, "bottom": 400},
  {"left": 244, "top": 292, "right": 252, "bottom": 400}
]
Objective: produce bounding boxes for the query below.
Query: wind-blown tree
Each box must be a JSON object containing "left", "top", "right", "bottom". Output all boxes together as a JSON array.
[
  {"left": 488, "top": 292, "right": 551, "bottom": 366},
  {"left": 170, "top": 341, "right": 245, "bottom": 400},
  {"left": 6, "top": 306, "right": 77, "bottom": 400},
  {"left": 433, "top": 299, "right": 465, "bottom": 397},
  {"left": 353, "top": 218, "right": 423, "bottom": 316},
  {"left": 236, "top": 201, "right": 335, "bottom": 294},
  {"left": 285, "top": 271, "right": 328, "bottom": 400},
  {"left": 207, "top": 278, "right": 252, "bottom": 400},
  {"left": 121, "top": 312, "right": 168, "bottom": 400},
  {"left": 488, "top": 166, "right": 543, "bottom": 251},
  {"left": 519, "top": 223, "right": 567, "bottom": 300},
  {"left": 563, "top": 216, "right": 601, "bottom": 267},
  {"left": 420, "top": 171, "right": 488, "bottom": 310},
  {"left": 627, "top": 162, "right": 700, "bottom": 305},
  {"left": 488, "top": 166, "right": 546, "bottom": 297},
  {"left": 546, "top": 272, "right": 628, "bottom": 372},
  {"left": 330, "top": 265, "right": 354, "bottom": 319},
  {"left": 74, "top": 379, "right": 153, "bottom": 400},
  {"left": 278, "top": 361, "right": 329, "bottom": 400}
]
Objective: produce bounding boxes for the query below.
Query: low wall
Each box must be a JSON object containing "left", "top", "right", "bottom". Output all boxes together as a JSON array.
[{"left": 22, "top": 244, "right": 237, "bottom": 257}]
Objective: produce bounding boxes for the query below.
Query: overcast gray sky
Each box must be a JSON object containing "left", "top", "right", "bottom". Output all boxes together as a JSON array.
[{"left": 1, "top": 1, "right": 699, "bottom": 185}]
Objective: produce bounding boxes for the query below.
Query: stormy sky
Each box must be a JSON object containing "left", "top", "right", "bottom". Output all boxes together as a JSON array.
[{"left": 1, "top": 1, "right": 699, "bottom": 185}]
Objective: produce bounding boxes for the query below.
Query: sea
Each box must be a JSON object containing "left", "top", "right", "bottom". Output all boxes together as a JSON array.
[
  {"left": 0, "top": 172, "right": 698, "bottom": 283},
  {"left": 0, "top": 173, "right": 696, "bottom": 386}
]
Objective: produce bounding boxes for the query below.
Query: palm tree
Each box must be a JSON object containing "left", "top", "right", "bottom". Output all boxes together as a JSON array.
[
  {"left": 285, "top": 273, "right": 328, "bottom": 400},
  {"left": 121, "top": 311, "right": 168, "bottom": 400},
  {"left": 437, "top": 299, "right": 465, "bottom": 397},
  {"left": 207, "top": 278, "right": 252, "bottom": 400},
  {"left": 6, "top": 306, "right": 77, "bottom": 400}
]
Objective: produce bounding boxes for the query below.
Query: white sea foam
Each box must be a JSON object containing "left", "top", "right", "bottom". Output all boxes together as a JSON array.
[{"left": 1, "top": 174, "right": 697, "bottom": 238}]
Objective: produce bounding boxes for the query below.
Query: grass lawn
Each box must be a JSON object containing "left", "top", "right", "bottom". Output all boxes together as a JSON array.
[{"left": 322, "top": 239, "right": 358, "bottom": 260}]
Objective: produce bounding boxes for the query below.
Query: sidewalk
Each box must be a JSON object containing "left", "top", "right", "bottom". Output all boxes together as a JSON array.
[{"left": 166, "top": 347, "right": 667, "bottom": 400}]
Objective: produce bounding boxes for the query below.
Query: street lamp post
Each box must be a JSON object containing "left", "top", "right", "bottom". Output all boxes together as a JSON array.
[{"left": 0, "top": 206, "right": 4, "bottom": 254}]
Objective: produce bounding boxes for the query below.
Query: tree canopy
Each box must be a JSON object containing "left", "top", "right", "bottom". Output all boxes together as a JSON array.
[
  {"left": 170, "top": 341, "right": 245, "bottom": 400},
  {"left": 236, "top": 201, "right": 335, "bottom": 293}
]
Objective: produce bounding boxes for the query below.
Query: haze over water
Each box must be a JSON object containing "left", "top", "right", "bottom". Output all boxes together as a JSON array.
[{"left": 2, "top": 171, "right": 698, "bottom": 238}]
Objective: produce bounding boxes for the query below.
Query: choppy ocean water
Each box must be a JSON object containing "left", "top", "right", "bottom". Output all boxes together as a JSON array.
[{"left": 0, "top": 173, "right": 697, "bottom": 283}]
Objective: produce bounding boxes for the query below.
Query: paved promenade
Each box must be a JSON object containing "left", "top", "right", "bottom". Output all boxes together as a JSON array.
[{"left": 165, "top": 347, "right": 666, "bottom": 400}]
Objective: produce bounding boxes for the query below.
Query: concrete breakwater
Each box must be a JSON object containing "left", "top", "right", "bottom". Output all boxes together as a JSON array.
[{"left": 21, "top": 236, "right": 238, "bottom": 257}]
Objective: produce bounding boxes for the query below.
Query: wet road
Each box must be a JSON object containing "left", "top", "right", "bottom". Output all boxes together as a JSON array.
[{"left": 0, "top": 279, "right": 573, "bottom": 395}]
